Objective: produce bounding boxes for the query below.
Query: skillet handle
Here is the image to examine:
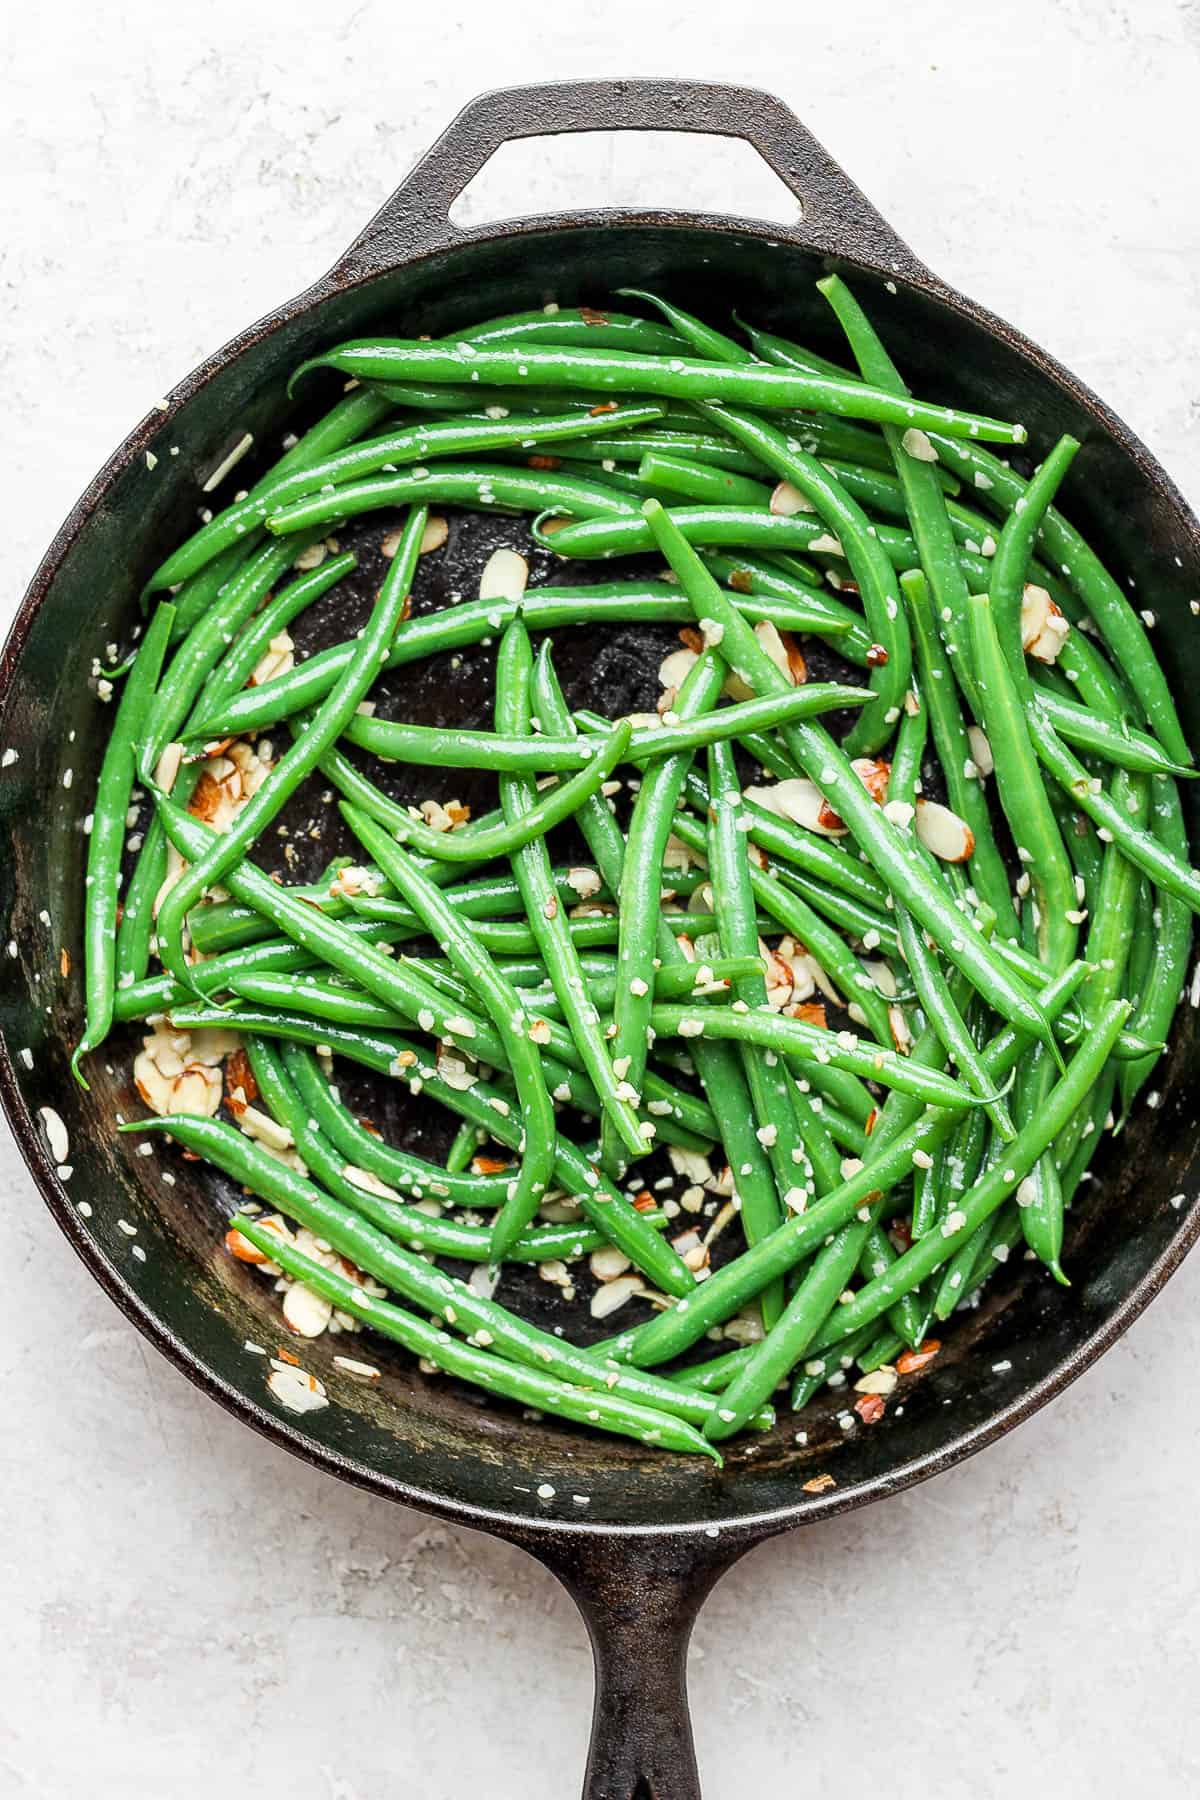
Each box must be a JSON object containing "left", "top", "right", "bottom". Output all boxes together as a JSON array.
[
  {"left": 331, "top": 78, "right": 925, "bottom": 280},
  {"left": 521, "top": 1528, "right": 744, "bottom": 1800}
]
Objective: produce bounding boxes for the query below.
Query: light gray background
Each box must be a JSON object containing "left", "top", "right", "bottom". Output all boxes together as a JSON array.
[{"left": 4, "top": 2, "right": 1200, "bottom": 1795}]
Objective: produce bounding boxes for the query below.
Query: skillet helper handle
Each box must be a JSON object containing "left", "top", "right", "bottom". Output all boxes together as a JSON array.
[
  {"left": 332, "top": 77, "right": 925, "bottom": 279},
  {"left": 524, "top": 1530, "right": 742, "bottom": 1800}
]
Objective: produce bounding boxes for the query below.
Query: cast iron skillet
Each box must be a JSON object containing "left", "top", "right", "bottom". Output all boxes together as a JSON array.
[{"left": 3, "top": 79, "right": 1199, "bottom": 1799}]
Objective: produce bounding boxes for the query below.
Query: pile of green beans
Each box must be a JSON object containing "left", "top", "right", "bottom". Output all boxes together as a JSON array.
[{"left": 74, "top": 290, "right": 1193, "bottom": 1462}]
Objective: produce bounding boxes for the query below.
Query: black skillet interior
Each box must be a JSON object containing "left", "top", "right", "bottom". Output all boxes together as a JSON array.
[{"left": 3, "top": 83, "right": 1200, "bottom": 1546}]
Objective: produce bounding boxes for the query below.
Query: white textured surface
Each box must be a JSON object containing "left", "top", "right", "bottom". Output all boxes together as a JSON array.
[{"left": 4, "top": 3, "right": 1200, "bottom": 1795}]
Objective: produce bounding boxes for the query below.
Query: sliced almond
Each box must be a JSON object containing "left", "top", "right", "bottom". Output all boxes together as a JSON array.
[
  {"left": 1020, "top": 582, "right": 1070, "bottom": 664},
  {"left": 658, "top": 646, "right": 699, "bottom": 693},
  {"left": 769, "top": 479, "right": 816, "bottom": 516},
  {"left": 915, "top": 798, "right": 976, "bottom": 862},
  {"left": 589, "top": 1274, "right": 646, "bottom": 1320},
  {"left": 900, "top": 427, "right": 938, "bottom": 463},
  {"left": 851, "top": 757, "right": 891, "bottom": 805},
  {"left": 668, "top": 1146, "right": 713, "bottom": 1187},
  {"left": 744, "top": 778, "right": 848, "bottom": 837},
  {"left": 478, "top": 547, "right": 529, "bottom": 603},
  {"left": 589, "top": 1245, "right": 633, "bottom": 1283},
  {"left": 266, "top": 1363, "right": 329, "bottom": 1413},
  {"left": 282, "top": 1280, "right": 334, "bottom": 1338},
  {"left": 966, "top": 725, "right": 994, "bottom": 776},
  {"left": 420, "top": 515, "right": 449, "bottom": 555}
]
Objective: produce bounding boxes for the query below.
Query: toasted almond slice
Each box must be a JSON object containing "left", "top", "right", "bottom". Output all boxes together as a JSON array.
[
  {"left": 668, "top": 1146, "right": 713, "bottom": 1186},
  {"left": 658, "top": 646, "right": 699, "bottom": 693},
  {"left": 589, "top": 1274, "right": 646, "bottom": 1319},
  {"left": 478, "top": 547, "right": 529, "bottom": 603},
  {"left": 851, "top": 757, "right": 891, "bottom": 804},
  {"left": 888, "top": 1005, "right": 914, "bottom": 1053},
  {"left": 900, "top": 427, "right": 938, "bottom": 463},
  {"left": 744, "top": 778, "right": 848, "bottom": 837},
  {"left": 915, "top": 798, "right": 976, "bottom": 862},
  {"left": 769, "top": 479, "right": 816, "bottom": 516},
  {"left": 590, "top": 1245, "right": 633, "bottom": 1282},
  {"left": 266, "top": 1363, "right": 329, "bottom": 1413},
  {"left": 854, "top": 1367, "right": 898, "bottom": 1396},
  {"left": 1020, "top": 582, "right": 1070, "bottom": 663},
  {"left": 420, "top": 515, "right": 449, "bottom": 555},
  {"left": 282, "top": 1280, "right": 334, "bottom": 1338},
  {"left": 966, "top": 725, "right": 994, "bottom": 776}
]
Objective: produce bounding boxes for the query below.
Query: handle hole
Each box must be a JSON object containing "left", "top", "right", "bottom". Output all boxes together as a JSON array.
[{"left": 448, "top": 131, "right": 803, "bottom": 230}]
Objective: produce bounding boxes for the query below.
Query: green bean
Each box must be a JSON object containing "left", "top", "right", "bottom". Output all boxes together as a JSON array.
[
  {"left": 147, "top": 405, "right": 662, "bottom": 589},
  {"left": 967, "top": 593, "right": 1078, "bottom": 974},
  {"left": 706, "top": 1194, "right": 893, "bottom": 1439},
  {"left": 788, "top": 1322, "right": 880, "bottom": 1411},
  {"left": 705, "top": 999, "right": 1128, "bottom": 1427},
  {"left": 1054, "top": 629, "right": 1139, "bottom": 722},
  {"left": 165, "top": 540, "right": 257, "bottom": 642},
  {"left": 807, "top": 1000, "right": 1129, "bottom": 1337},
  {"left": 261, "top": 459, "right": 637, "bottom": 542},
  {"left": 140, "top": 535, "right": 323, "bottom": 780},
  {"left": 667, "top": 808, "right": 895, "bottom": 1053},
  {"left": 350, "top": 904, "right": 731, "bottom": 962},
  {"left": 900, "top": 570, "right": 1018, "bottom": 936},
  {"left": 328, "top": 680, "right": 872, "bottom": 771},
  {"left": 154, "top": 508, "right": 430, "bottom": 993},
  {"left": 1028, "top": 708, "right": 1200, "bottom": 916},
  {"left": 646, "top": 500, "right": 1058, "bottom": 1051},
  {"left": 707, "top": 1013, "right": 952, "bottom": 1409},
  {"left": 228, "top": 1210, "right": 720, "bottom": 1458},
  {"left": 186, "top": 583, "right": 846, "bottom": 741},
  {"left": 698, "top": 553, "right": 875, "bottom": 660},
  {"left": 933, "top": 1201, "right": 1010, "bottom": 1319},
  {"left": 280, "top": 1041, "right": 512, "bottom": 1206},
  {"left": 292, "top": 337, "right": 1028, "bottom": 442},
  {"left": 187, "top": 862, "right": 539, "bottom": 958},
  {"left": 771, "top": 865, "right": 899, "bottom": 954},
  {"left": 859, "top": 1220, "right": 928, "bottom": 1348},
  {"left": 604, "top": 648, "right": 725, "bottom": 1174},
  {"left": 888, "top": 692, "right": 926, "bottom": 806},
  {"left": 663, "top": 1346, "right": 759, "bottom": 1394},
  {"left": 444, "top": 1120, "right": 481, "bottom": 1175},
  {"left": 698, "top": 402, "right": 911, "bottom": 754},
  {"left": 989, "top": 435, "right": 1081, "bottom": 686},
  {"left": 461, "top": 306, "right": 687, "bottom": 355},
  {"left": 182, "top": 995, "right": 703, "bottom": 1287},
  {"left": 160, "top": 804, "right": 717, "bottom": 1148},
  {"left": 242, "top": 1038, "right": 577, "bottom": 1266},
  {"left": 636, "top": 450, "right": 772, "bottom": 508},
  {"left": 341, "top": 802, "right": 564, "bottom": 1253},
  {"left": 896, "top": 912, "right": 1015, "bottom": 1138},
  {"left": 499, "top": 619, "right": 648, "bottom": 1163},
  {"left": 1033, "top": 688, "right": 1192, "bottom": 777},
  {"left": 532, "top": 504, "right": 858, "bottom": 563},
  {"left": 382, "top": 721, "right": 633, "bottom": 864},
  {"left": 113, "top": 921, "right": 405, "bottom": 1020},
  {"left": 243, "top": 1043, "right": 714, "bottom": 1431},
  {"left": 534, "top": 427, "right": 767, "bottom": 474},
  {"left": 682, "top": 772, "right": 890, "bottom": 911},
  {"left": 648, "top": 1005, "right": 983, "bottom": 1108},
  {"left": 815, "top": 274, "right": 983, "bottom": 715},
  {"left": 114, "top": 553, "right": 358, "bottom": 989},
  {"left": 707, "top": 740, "right": 816, "bottom": 1321},
  {"left": 71, "top": 602, "right": 175, "bottom": 1085},
  {"left": 194, "top": 551, "right": 358, "bottom": 725},
  {"left": 530, "top": 639, "right": 784, "bottom": 1262},
  {"left": 926, "top": 432, "right": 1190, "bottom": 765},
  {"left": 606, "top": 961, "right": 1088, "bottom": 1367},
  {"left": 1119, "top": 779, "right": 1192, "bottom": 1117}
]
